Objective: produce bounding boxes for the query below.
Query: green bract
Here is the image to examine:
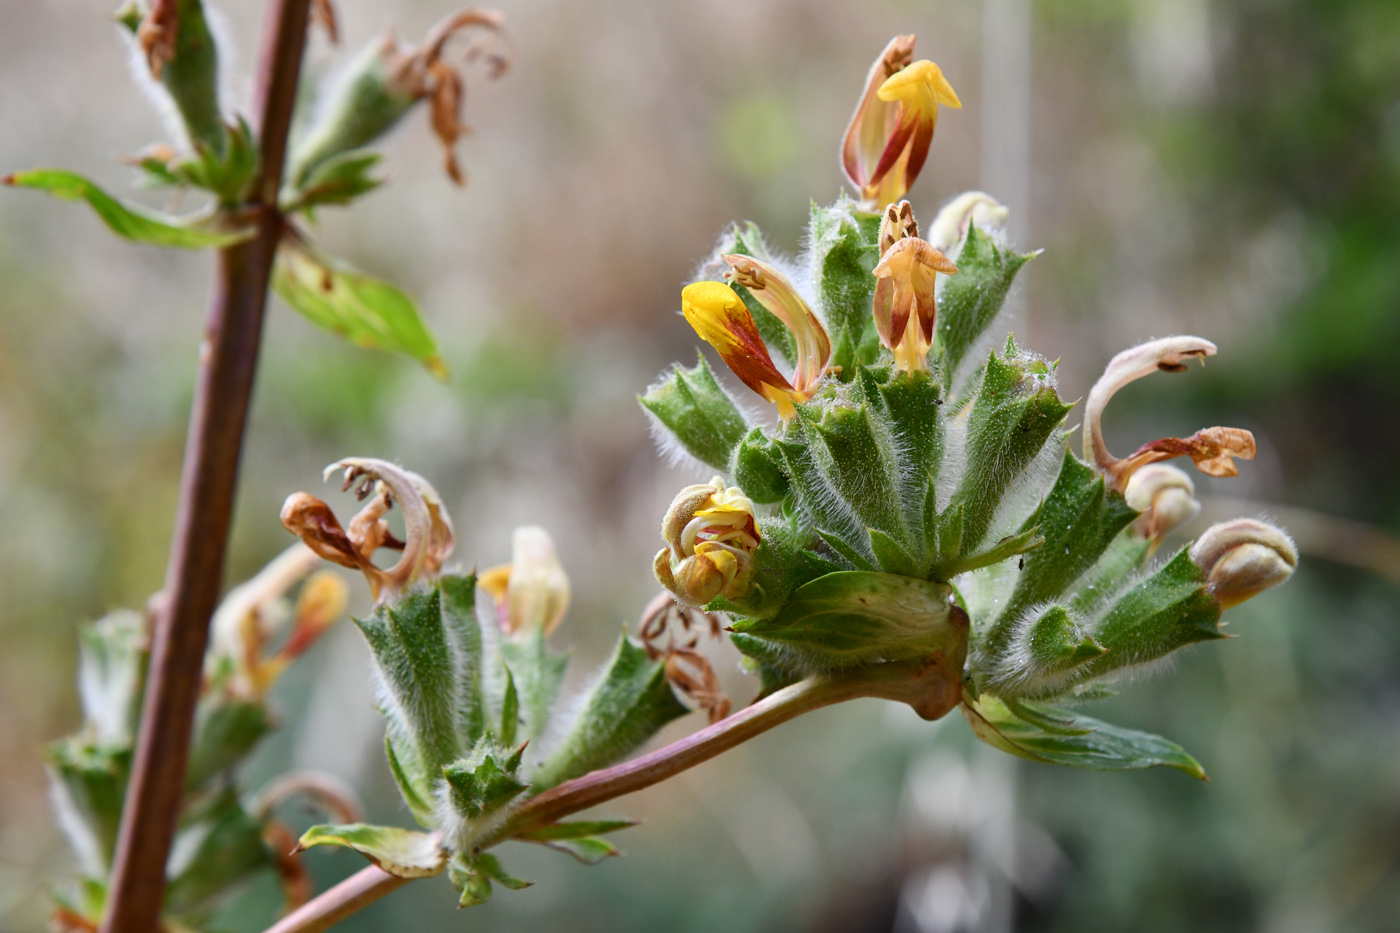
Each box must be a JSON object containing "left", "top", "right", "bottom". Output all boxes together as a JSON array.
[{"left": 646, "top": 193, "right": 1245, "bottom": 778}]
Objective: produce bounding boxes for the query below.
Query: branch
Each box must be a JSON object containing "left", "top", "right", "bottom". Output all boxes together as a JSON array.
[
  {"left": 100, "top": 3, "right": 313, "bottom": 932},
  {"left": 260, "top": 653, "right": 962, "bottom": 933}
]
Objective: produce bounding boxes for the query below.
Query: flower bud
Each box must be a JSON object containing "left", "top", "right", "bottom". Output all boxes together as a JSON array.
[
  {"left": 1189, "top": 518, "right": 1298, "bottom": 609},
  {"left": 477, "top": 526, "right": 571, "bottom": 640},
  {"left": 682, "top": 280, "right": 805, "bottom": 418},
  {"left": 926, "top": 191, "right": 1009, "bottom": 255},
  {"left": 872, "top": 203, "right": 957, "bottom": 373},
  {"left": 121, "top": 0, "right": 226, "bottom": 153},
  {"left": 654, "top": 478, "right": 760, "bottom": 607},
  {"left": 1124, "top": 464, "right": 1200, "bottom": 542}
]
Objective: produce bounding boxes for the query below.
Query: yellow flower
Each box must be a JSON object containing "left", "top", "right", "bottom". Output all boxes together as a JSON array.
[
  {"left": 654, "top": 478, "right": 760, "bottom": 607},
  {"left": 842, "top": 36, "right": 961, "bottom": 210},
  {"left": 722, "top": 254, "right": 831, "bottom": 394},
  {"left": 682, "top": 280, "right": 809, "bottom": 419},
  {"left": 872, "top": 201, "right": 957, "bottom": 373}
]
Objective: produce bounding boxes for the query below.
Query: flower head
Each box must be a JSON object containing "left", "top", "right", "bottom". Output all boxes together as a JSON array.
[
  {"left": 682, "top": 280, "right": 807, "bottom": 419},
  {"left": 654, "top": 478, "right": 760, "bottom": 607},
  {"left": 1124, "top": 464, "right": 1201, "bottom": 546},
  {"left": 478, "top": 526, "right": 571, "bottom": 640},
  {"left": 872, "top": 201, "right": 957, "bottom": 373},
  {"left": 842, "top": 36, "right": 961, "bottom": 210},
  {"left": 1084, "top": 337, "right": 1257, "bottom": 492},
  {"left": 1189, "top": 518, "right": 1298, "bottom": 609},
  {"left": 926, "top": 191, "right": 1009, "bottom": 255}
]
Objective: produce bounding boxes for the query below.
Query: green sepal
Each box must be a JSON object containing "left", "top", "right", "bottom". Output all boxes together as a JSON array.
[
  {"left": 442, "top": 745, "right": 529, "bottom": 821},
  {"left": 285, "top": 148, "right": 383, "bottom": 212},
  {"left": 75, "top": 610, "right": 147, "bottom": 746},
  {"left": 354, "top": 576, "right": 484, "bottom": 816},
  {"left": 962, "top": 693, "right": 1206, "bottom": 779},
  {"left": 730, "top": 571, "right": 963, "bottom": 670},
  {"left": 531, "top": 635, "right": 690, "bottom": 790},
  {"left": 949, "top": 347, "right": 1073, "bottom": 550},
  {"left": 711, "top": 515, "right": 834, "bottom": 620},
  {"left": 295, "top": 823, "right": 446, "bottom": 878},
  {"left": 815, "top": 528, "right": 878, "bottom": 572},
  {"left": 999, "top": 449, "right": 1138, "bottom": 623},
  {"left": 44, "top": 740, "right": 130, "bottom": 875},
  {"left": 449, "top": 853, "right": 495, "bottom": 907},
  {"left": 870, "top": 365, "right": 946, "bottom": 549},
  {"left": 808, "top": 196, "right": 883, "bottom": 376},
  {"left": 164, "top": 789, "right": 273, "bottom": 917},
  {"left": 936, "top": 224, "right": 1037, "bottom": 375},
  {"left": 1080, "top": 549, "right": 1224, "bottom": 680},
  {"left": 384, "top": 734, "right": 436, "bottom": 829},
  {"left": 639, "top": 354, "right": 748, "bottom": 470},
  {"left": 289, "top": 39, "right": 418, "bottom": 185},
  {"left": 979, "top": 605, "right": 1107, "bottom": 699},
  {"left": 175, "top": 118, "right": 259, "bottom": 204},
  {"left": 499, "top": 627, "right": 569, "bottom": 746},
  {"left": 155, "top": 0, "right": 226, "bottom": 153},
  {"left": 272, "top": 240, "right": 447, "bottom": 378},
  {"left": 4, "top": 169, "right": 253, "bottom": 249},
  {"left": 499, "top": 664, "right": 519, "bottom": 748},
  {"left": 868, "top": 528, "right": 922, "bottom": 577},
  {"left": 185, "top": 697, "right": 272, "bottom": 789},
  {"left": 799, "top": 400, "right": 907, "bottom": 546},
  {"left": 731, "top": 427, "right": 790, "bottom": 504}
]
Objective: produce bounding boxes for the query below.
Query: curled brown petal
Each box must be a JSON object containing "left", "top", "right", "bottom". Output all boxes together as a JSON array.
[
  {"left": 311, "top": 0, "right": 339, "bottom": 44},
  {"left": 280, "top": 493, "right": 362, "bottom": 570},
  {"left": 1118, "top": 426, "right": 1257, "bottom": 483},
  {"left": 638, "top": 592, "right": 731, "bottom": 723},
  {"left": 264, "top": 821, "right": 315, "bottom": 913}
]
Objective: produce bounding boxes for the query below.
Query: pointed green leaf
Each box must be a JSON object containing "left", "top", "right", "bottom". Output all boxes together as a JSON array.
[
  {"left": 940, "top": 528, "right": 1045, "bottom": 578},
  {"left": 449, "top": 854, "right": 495, "bottom": 907},
  {"left": 273, "top": 241, "right": 446, "bottom": 377},
  {"left": 517, "top": 819, "right": 639, "bottom": 841},
  {"left": 730, "top": 571, "right": 963, "bottom": 669},
  {"left": 801, "top": 401, "right": 907, "bottom": 544},
  {"left": 499, "top": 664, "right": 519, "bottom": 748},
  {"left": 75, "top": 610, "right": 147, "bottom": 747},
  {"left": 443, "top": 747, "right": 529, "bottom": 821},
  {"left": 868, "top": 528, "right": 922, "bottom": 577},
  {"left": 814, "top": 528, "right": 878, "bottom": 572},
  {"left": 4, "top": 170, "right": 253, "bottom": 249},
  {"left": 295, "top": 823, "right": 446, "bottom": 878},
  {"left": 962, "top": 693, "right": 1206, "bottom": 779},
  {"left": 731, "top": 427, "right": 790, "bottom": 504},
  {"left": 165, "top": 790, "right": 274, "bottom": 915},
  {"left": 473, "top": 852, "right": 532, "bottom": 890},
  {"left": 532, "top": 635, "right": 690, "bottom": 790},
  {"left": 535, "top": 835, "right": 623, "bottom": 865},
  {"left": 286, "top": 148, "right": 383, "bottom": 211},
  {"left": 871, "top": 366, "right": 946, "bottom": 548},
  {"left": 937, "top": 225, "right": 1036, "bottom": 374},
  {"left": 384, "top": 734, "right": 436, "bottom": 829},
  {"left": 499, "top": 628, "right": 570, "bottom": 745},
  {"left": 639, "top": 354, "right": 749, "bottom": 470},
  {"left": 979, "top": 605, "right": 1107, "bottom": 699},
  {"left": 45, "top": 740, "right": 130, "bottom": 876}
]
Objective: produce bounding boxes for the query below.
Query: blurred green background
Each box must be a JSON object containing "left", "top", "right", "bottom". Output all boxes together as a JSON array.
[{"left": 2, "top": 0, "right": 1399, "bottom": 930}]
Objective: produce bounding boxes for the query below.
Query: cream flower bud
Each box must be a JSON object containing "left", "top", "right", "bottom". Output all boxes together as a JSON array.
[
  {"left": 1124, "top": 464, "right": 1201, "bottom": 542},
  {"left": 478, "top": 526, "right": 571, "bottom": 639},
  {"left": 926, "top": 191, "right": 1009, "bottom": 255},
  {"left": 1189, "top": 518, "right": 1298, "bottom": 609}
]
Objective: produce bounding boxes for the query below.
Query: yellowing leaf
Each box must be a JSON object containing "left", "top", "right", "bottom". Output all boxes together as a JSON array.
[{"left": 295, "top": 823, "right": 446, "bottom": 878}]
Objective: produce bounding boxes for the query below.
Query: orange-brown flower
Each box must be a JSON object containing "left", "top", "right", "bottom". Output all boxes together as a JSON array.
[
  {"left": 721, "top": 254, "right": 831, "bottom": 393},
  {"left": 842, "top": 36, "right": 961, "bottom": 210},
  {"left": 654, "top": 478, "right": 760, "bottom": 607},
  {"left": 682, "top": 280, "right": 810, "bottom": 419},
  {"left": 872, "top": 201, "right": 957, "bottom": 372}
]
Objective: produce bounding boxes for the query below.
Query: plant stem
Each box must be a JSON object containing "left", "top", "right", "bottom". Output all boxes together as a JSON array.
[
  {"left": 260, "top": 653, "right": 963, "bottom": 933},
  {"left": 100, "top": 2, "right": 312, "bottom": 932},
  {"left": 264, "top": 866, "right": 409, "bottom": 933}
]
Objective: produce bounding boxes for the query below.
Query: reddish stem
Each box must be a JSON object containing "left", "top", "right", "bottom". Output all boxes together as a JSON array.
[{"left": 99, "top": 2, "right": 312, "bottom": 931}]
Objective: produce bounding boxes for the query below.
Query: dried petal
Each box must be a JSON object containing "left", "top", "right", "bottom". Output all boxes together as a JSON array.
[
  {"left": 280, "top": 493, "right": 362, "bottom": 569},
  {"left": 1083, "top": 337, "right": 1257, "bottom": 490},
  {"left": 841, "top": 35, "right": 917, "bottom": 209},
  {"left": 1189, "top": 518, "right": 1298, "bottom": 609},
  {"left": 1123, "top": 464, "right": 1201, "bottom": 542},
  {"left": 655, "top": 478, "right": 759, "bottom": 607},
  {"left": 721, "top": 254, "right": 831, "bottom": 393},
  {"left": 136, "top": 0, "right": 179, "bottom": 78},
  {"left": 682, "top": 280, "right": 802, "bottom": 418}
]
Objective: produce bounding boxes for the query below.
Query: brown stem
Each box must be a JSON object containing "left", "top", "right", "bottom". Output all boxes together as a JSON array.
[
  {"left": 263, "top": 866, "right": 409, "bottom": 933},
  {"left": 260, "top": 653, "right": 963, "bottom": 933},
  {"left": 99, "top": 2, "right": 312, "bottom": 932}
]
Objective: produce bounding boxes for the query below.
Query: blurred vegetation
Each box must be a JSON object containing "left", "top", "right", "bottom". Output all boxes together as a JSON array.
[{"left": 1, "top": 0, "right": 1397, "bottom": 930}]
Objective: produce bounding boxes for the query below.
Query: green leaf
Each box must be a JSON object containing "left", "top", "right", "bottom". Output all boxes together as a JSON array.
[
  {"left": 4, "top": 169, "right": 253, "bottom": 249},
  {"left": 939, "top": 527, "right": 1045, "bottom": 578},
  {"left": 45, "top": 740, "right": 130, "bottom": 876},
  {"left": 869, "top": 365, "right": 946, "bottom": 551},
  {"left": 165, "top": 790, "right": 273, "bottom": 916},
  {"left": 808, "top": 197, "right": 883, "bottom": 376},
  {"left": 295, "top": 823, "right": 446, "bottom": 878},
  {"left": 937, "top": 224, "right": 1037, "bottom": 374},
  {"left": 286, "top": 148, "right": 384, "bottom": 211},
  {"left": 800, "top": 400, "right": 908, "bottom": 546},
  {"left": 499, "top": 664, "right": 519, "bottom": 748},
  {"left": 448, "top": 853, "right": 495, "bottom": 907},
  {"left": 176, "top": 118, "right": 259, "bottom": 203},
  {"left": 443, "top": 746, "right": 529, "bottom": 821},
  {"left": 640, "top": 354, "right": 749, "bottom": 471},
  {"left": 272, "top": 241, "right": 446, "bottom": 377},
  {"left": 532, "top": 635, "right": 690, "bottom": 790},
  {"left": 962, "top": 693, "right": 1207, "bottom": 779},
  {"left": 949, "top": 348, "right": 1073, "bottom": 550},
  {"left": 978, "top": 605, "right": 1107, "bottom": 699},
  {"left": 533, "top": 834, "right": 624, "bottom": 865},
  {"left": 154, "top": 0, "right": 226, "bottom": 152},
  {"left": 185, "top": 697, "right": 272, "bottom": 789},
  {"left": 731, "top": 571, "right": 963, "bottom": 669},
  {"left": 75, "top": 610, "right": 147, "bottom": 747},
  {"left": 868, "top": 528, "right": 922, "bottom": 577},
  {"left": 516, "top": 819, "right": 639, "bottom": 841},
  {"left": 473, "top": 852, "right": 533, "bottom": 890}
]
